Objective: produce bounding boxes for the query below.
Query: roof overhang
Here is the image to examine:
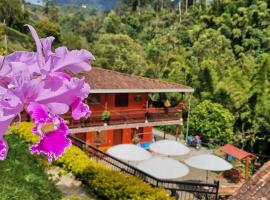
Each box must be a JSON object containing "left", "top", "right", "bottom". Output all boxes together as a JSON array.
[{"left": 91, "top": 88, "right": 194, "bottom": 93}]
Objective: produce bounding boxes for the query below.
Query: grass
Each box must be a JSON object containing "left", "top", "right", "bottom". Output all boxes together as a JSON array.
[{"left": 0, "top": 134, "right": 62, "bottom": 200}]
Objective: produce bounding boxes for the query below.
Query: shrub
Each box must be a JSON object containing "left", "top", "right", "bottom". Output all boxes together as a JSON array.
[
  {"left": 223, "top": 169, "right": 241, "bottom": 183},
  {"left": 189, "top": 100, "right": 235, "bottom": 147},
  {"left": 10, "top": 122, "right": 172, "bottom": 200}
]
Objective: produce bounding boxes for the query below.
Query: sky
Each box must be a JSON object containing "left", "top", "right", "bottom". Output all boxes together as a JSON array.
[{"left": 24, "top": 0, "right": 44, "bottom": 6}]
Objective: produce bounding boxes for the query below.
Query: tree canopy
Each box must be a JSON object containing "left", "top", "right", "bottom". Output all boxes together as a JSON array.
[
  {"left": 1, "top": 0, "right": 270, "bottom": 157},
  {"left": 190, "top": 100, "right": 235, "bottom": 147}
]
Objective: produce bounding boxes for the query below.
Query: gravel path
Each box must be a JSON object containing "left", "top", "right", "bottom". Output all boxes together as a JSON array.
[{"left": 47, "top": 167, "right": 98, "bottom": 200}]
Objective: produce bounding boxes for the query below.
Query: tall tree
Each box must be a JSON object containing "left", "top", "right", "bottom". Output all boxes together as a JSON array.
[
  {"left": 0, "top": 0, "right": 28, "bottom": 30},
  {"left": 92, "top": 33, "right": 147, "bottom": 74}
]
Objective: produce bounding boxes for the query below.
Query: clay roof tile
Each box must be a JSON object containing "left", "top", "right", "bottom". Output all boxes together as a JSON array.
[{"left": 81, "top": 67, "right": 194, "bottom": 93}]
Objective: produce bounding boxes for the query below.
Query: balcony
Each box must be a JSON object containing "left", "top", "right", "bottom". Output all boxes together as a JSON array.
[{"left": 65, "top": 106, "right": 183, "bottom": 131}]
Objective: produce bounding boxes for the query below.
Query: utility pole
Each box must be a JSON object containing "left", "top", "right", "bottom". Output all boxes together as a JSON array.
[
  {"left": 179, "top": 0, "right": 182, "bottom": 23},
  {"left": 185, "top": 0, "right": 188, "bottom": 14},
  {"left": 3, "top": 20, "right": 7, "bottom": 54},
  {"left": 138, "top": 0, "right": 141, "bottom": 15}
]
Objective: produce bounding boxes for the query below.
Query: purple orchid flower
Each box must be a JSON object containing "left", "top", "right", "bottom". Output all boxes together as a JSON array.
[
  {"left": 27, "top": 103, "right": 71, "bottom": 162},
  {"left": 26, "top": 24, "right": 92, "bottom": 118},
  {"left": 0, "top": 25, "right": 93, "bottom": 161}
]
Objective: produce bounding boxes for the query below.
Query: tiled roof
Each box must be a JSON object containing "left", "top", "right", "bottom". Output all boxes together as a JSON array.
[
  {"left": 229, "top": 160, "right": 270, "bottom": 200},
  {"left": 219, "top": 144, "right": 255, "bottom": 160},
  {"left": 81, "top": 68, "right": 194, "bottom": 93}
]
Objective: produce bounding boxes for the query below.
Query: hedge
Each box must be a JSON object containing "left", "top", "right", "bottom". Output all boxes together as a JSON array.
[{"left": 10, "top": 122, "right": 172, "bottom": 200}]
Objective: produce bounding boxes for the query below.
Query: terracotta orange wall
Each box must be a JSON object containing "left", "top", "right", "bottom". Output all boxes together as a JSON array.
[
  {"left": 122, "top": 128, "right": 133, "bottom": 143},
  {"left": 85, "top": 126, "right": 153, "bottom": 148},
  {"left": 86, "top": 132, "right": 93, "bottom": 144},
  {"left": 88, "top": 94, "right": 107, "bottom": 111},
  {"left": 89, "top": 93, "right": 148, "bottom": 112},
  {"left": 142, "top": 126, "right": 152, "bottom": 142},
  {"left": 86, "top": 130, "right": 114, "bottom": 147},
  {"left": 121, "top": 126, "right": 152, "bottom": 143},
  {"left": 73, "top": 133, "right": 86, "bottom": 141}
]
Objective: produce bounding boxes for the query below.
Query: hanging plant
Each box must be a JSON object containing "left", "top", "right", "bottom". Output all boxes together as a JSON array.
[{"left": 102, "top": 110, "right": 111, "bottom": 122}]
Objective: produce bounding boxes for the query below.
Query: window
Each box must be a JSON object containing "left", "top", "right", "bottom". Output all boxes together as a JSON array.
[
  {"left": 93, "top": 131, "right": 107, "bottom": 145},
  {"left": 115, "top": 93, "right": 128, "bottom": 107},
  {"left": 88, "top": 94, "right": 101, "bottom": 105},
  {"left": 134, "top": 94, "right": 142, "bottom": 102}
]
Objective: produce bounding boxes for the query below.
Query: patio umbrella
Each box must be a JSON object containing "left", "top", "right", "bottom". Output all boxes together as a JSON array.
[
  {"left": 107, "top": 144, "right": 152, "bottom": 162},
  {"left": 184, "top": 154, "right": 233, "bottom": 181},
  {"left": 149, "top": 140, "right": 190, "bottom": 156},
  {"left": 137, "top": 157, "right": 189, "bottom": 179}
]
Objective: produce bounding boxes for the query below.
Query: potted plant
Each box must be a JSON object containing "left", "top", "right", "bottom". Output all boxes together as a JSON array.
[
  {"left": 132, "top": 135, "right": 141, "bottom": 144},
  {"left": 102, "top": 110, "right": 111, "bottom": 126}
]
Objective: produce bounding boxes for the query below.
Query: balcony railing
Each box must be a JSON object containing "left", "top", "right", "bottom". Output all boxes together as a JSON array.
[{"left": 64, "top": 106, "right": 183, "bottom": 128}]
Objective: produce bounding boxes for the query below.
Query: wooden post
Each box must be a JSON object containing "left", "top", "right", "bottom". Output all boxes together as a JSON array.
[
  {"left": 245, "top": 157, "right": 249, "bottom": 180},
  {"left": 185, "top": 94, "right": 191, "bottom": 143},
  {"left": 175, "top": 124, "right": 179, "bottom": 141}
]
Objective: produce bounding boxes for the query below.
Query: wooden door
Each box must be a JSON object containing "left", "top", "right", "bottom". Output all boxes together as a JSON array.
[{"left": 113, "top": 129, "right": 123, "bottom": 145}]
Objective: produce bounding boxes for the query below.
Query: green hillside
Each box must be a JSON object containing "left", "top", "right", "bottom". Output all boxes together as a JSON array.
[
  {"left": 0, "top": 134, "right": 62, "bottom": 200},
  {"left": 0, "top": 0, "right": 270, "bottom": 160},
  {"left": 6, "top": 26, "right": 33, "bottom": 51}
]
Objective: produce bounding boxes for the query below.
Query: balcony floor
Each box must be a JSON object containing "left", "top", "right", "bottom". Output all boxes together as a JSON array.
[{"left": 69, "top": 119, "right": 181, "bottom": 133}]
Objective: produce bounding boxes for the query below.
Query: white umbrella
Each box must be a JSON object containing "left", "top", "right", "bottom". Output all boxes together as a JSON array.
[
  {"left": 137, "top": 157, "right": 189, "bottom": 179},
  {"left": 149, "top": 140, "right": 190, "bottom": 156},
  {"left": 107, "top": 144, "right": 152, "bottom": 162},
  {"left": 184, "top": 154, "right": 233, "bottom": 181}
]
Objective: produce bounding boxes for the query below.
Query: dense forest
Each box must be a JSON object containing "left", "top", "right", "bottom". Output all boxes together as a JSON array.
[{"left": 0, "top": 0, "right": 270, "bottom": 161}]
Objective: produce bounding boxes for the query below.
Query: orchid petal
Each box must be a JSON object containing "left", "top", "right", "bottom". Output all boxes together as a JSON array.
[
  {"left": 6, "top": 51, "right": 40, "bottom": 75},
  {"left": 30, "top": 127, "right": 71, "bottom": 162},
  {"left": 0, "top": 115, "right": 15, "bottom": 160},
  {"left": 28, "top": 103, "right": 71, "bottom": 161},
  {"left": 52, "top": 72, "right": 71, "bottom": 81},
  {"left": 0, "top": 56, "right": 4, "bottom": 65},
  {"left": 46, "top": 103, "right": 69, "bottom": 115},
  {"left": 41, "top": 36, "right": 55, "bottom": 57},
  {"left": 0, "top": 139, "right": 8, "bottom": 161},
  {"left": 0, "top": 56, "right": 11, "bottom": 77},
  {"left": 25, "top": 24, "right": 44, "bottom": 68},
  {"left": 36, "top": 77, "right": 90, "bottom": 105},
  {"left": 71, "top": 97, "right": 91, "bottom": 120},
  {"left": 51, "top": 48, "right": 94, "bottom": 73},
  {"left": 27, "top": 102, "right": 49, "bottom": 121}
]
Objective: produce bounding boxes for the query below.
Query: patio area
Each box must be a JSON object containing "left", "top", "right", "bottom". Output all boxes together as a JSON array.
[{"left": 152, "top": 129, "right": 231, "bottom": 185}]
